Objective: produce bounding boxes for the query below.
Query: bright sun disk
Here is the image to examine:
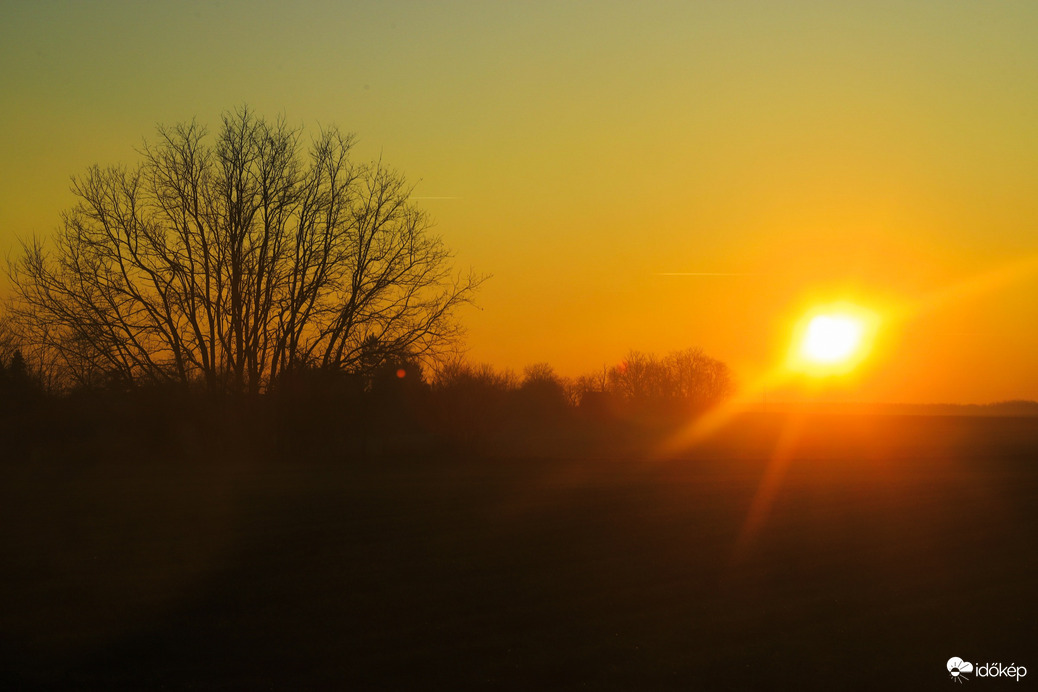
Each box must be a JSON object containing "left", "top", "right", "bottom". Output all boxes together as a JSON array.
[{"left": 801, "top": 315, "right": 864, "bottom": 364}]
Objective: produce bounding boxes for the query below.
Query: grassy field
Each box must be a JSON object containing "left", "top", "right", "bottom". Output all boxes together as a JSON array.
[{"left": 1, "top": 413, "right": 1036, "bottom": 689}]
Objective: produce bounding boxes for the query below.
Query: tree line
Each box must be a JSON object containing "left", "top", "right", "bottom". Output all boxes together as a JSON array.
[{"left": 0, "top": 107, "right": 734, "bottom": 447}]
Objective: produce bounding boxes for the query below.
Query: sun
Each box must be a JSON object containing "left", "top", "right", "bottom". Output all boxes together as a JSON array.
[
  {"left": 801, "top": 315, "right": 864, "bottom": 364},
  {"left": 788, "top": 304, "right": 878, "bottom": 375}
]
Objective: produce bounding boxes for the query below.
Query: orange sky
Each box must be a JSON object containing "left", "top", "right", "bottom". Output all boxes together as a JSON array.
[{"left": 3, "top": 1, "right": 1038, "bottom": 403}]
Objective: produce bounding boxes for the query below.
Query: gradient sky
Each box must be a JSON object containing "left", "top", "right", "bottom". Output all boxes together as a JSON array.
[{"left": 3, "top": 1, "right": 1038, "bottom": 403}]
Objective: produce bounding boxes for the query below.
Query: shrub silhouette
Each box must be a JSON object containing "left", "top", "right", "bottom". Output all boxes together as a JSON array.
[
  {"left": 427, "top": 361, "right": 518, "bottom": 443},
  {"left": 515, "top": 363, "right": 570, "bottom": 420}
]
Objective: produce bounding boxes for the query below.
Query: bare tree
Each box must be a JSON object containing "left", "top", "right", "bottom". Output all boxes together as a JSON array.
[
  {"left": 597, "top": 348, "right": 734, "bottom": 408},
  {"left": 6, "top": 107, "right": 485, "bottom": 393},
  {"left": 0, "top": 313, "right": 17, "bottom": 367},
  {"left": 660, "top": 348, "right": 734, "bottom": 405}
]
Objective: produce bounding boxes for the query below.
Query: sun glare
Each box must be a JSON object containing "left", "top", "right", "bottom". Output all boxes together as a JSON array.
[
  {"left": 802, "top": 315, "right": 863, "bottom": 363},
  {"left": 789, "top": 304, "right": 878, "bottom": 376}
]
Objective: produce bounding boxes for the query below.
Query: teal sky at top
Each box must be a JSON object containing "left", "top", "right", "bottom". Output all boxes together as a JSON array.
[{"left": 4, "top": 1, "right": 1038, "bottom": 402}]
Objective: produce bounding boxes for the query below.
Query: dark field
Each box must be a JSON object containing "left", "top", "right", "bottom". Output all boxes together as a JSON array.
[{"left": 2, "top": 413, "right": 1036, "bottom": 689}]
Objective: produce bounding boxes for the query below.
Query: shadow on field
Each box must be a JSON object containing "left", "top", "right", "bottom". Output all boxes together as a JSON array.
[{"left": 1, "top": 414, "right": 1036, "bottom": 689}]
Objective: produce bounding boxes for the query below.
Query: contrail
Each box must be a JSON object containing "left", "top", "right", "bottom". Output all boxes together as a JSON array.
[
  {"left": 412, "top": 196, "right": 462, "bottom": 200},
  {"left": 654, "top": 272, "right": 762, "bottom": 276}
]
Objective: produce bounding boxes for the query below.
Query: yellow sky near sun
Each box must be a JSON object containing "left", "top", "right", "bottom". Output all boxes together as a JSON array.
[{"left": 3, "top": 1, "right": 1038, "bottom": 403}]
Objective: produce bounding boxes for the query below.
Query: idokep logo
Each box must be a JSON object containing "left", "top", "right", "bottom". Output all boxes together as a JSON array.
[
  {"left": 948, "top": 656, "right": 1028, "bottom": 683},
  {"left": 948, "top": 658, "right": 974, "bottom": 683}
]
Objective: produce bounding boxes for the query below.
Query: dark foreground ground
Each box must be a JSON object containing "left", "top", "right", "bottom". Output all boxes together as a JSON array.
[{"left": 1, "top": 413, "right": 1036, "bottom": 690}]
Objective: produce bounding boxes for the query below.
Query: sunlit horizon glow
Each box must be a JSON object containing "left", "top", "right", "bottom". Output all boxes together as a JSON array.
[{"left": 658, "top": 301, "right": 881, "bottom": 455}]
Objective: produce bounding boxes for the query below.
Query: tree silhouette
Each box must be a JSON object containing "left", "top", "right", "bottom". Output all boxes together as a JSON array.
[
  {"left": 7, "top": 107, "right": 485, "bottom": 394},
  {"left": 575, "top": 347, "right": 734, "bottom": 420},
  {"left": 0, "top": 349, "right": 40, "bottom": 420},
  {"left": 516, "top": 362, "right": 570, "bottom": 416}
]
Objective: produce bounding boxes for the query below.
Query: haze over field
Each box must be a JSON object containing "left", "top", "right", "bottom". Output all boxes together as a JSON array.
[{"left": 4, "top": 1, "right": 1038, "bottom": 403}]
